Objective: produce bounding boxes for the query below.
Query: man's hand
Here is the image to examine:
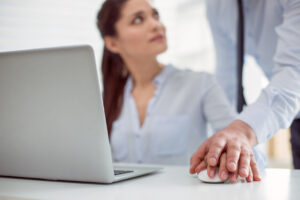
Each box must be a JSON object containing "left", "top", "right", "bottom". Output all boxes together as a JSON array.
[
  {"left": 193, "top": 152, "right": 257, "bottom": 183},
  {"left": 190, "top": 120, "right": 261, "bottom": 182}
]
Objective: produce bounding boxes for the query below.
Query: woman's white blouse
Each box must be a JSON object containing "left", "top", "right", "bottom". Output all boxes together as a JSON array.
[{"left": 110, "top": 65, "right": 266, "bottom": 167}]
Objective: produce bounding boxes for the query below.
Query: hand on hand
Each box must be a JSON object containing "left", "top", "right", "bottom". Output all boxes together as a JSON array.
[{"left": 190, "top": 120, "right": 261, "bottom": 183}]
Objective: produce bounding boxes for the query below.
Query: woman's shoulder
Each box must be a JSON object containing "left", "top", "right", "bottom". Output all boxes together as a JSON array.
[{"left": 160, "top": 65, "right": 218, "bottom": 98}]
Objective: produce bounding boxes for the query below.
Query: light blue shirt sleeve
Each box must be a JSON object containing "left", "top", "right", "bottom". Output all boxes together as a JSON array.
[
  {"left": 201, "top": 74, "right": 237, "bottom": 132},
  {"left": 238, "top": 0, "right": 300, "bottom": 143},
  {"left": 207, "top": 0, "right": 300, "bottom": 144}
]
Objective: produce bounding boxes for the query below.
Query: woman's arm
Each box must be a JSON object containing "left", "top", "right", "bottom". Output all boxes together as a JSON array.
[{"left": 201, "top": 74, "right": 237, "bottom": 133}]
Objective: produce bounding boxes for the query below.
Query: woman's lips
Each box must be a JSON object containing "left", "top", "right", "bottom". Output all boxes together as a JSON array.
[{"left": 149, "top": 34, "right": 164, "bottom": 42}]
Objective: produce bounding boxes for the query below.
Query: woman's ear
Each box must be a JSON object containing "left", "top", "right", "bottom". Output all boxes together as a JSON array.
[{"left": 104, "top": 36, "right": 120, "bottom": 54}]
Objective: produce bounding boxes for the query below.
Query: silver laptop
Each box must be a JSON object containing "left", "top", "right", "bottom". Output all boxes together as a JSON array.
[{"left": 0, "top": 45, "right": 161, "bottom": 183}]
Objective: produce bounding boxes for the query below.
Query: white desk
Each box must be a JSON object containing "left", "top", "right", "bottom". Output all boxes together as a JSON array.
[{"left": 0, "top": 167, "right": 299, "bottom": 200}]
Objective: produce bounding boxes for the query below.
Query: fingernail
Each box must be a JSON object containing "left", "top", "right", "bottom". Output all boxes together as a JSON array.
[
  {"left": 221, "top": 171, "right": 227, "bottom": 179},
  {"left": 210, "top": 158, "right": 217, "bottom": 165},
  {"left": 241, "top": 168, "right": 247, "bottom": 176},
  {"left": 229, "top": 174, "right": 236, "bottom": 183},
  {"left": 255, "top": 175, "right": 261, "bottom": 181},
  {"left": 235, "top": 173, "right": 239, "bottom": 181},
  {"left": 232, "top": 174, "right": 237, "bottom": 182},
  {"left": 249, "top": 176, "right": 253, "bottom": 182},
  {"left": 229, "top": 162, "right": 236, "bottom": 170}
]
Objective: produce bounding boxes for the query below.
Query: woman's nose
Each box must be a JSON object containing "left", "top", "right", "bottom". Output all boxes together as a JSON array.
[{"left": 149, "top": 17, "right": 161, "bottom": 30}]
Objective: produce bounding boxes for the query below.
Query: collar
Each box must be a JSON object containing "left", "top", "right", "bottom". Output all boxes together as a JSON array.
[{"left": 124, "top": 64, "right": 175, "bottom": 97}]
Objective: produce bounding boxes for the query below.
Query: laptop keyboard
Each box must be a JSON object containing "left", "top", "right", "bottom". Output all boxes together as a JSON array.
[{"left": 114, "top": 170, "right": 134, "bottom": 176}]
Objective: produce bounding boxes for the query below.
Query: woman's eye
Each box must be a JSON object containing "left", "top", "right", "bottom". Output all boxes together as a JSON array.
[
  {"left": 153, "top": 11, "right": 159, "bottom": 19},
  {"left": 133, "top": 16, "right": 143, "bottom": 24}
]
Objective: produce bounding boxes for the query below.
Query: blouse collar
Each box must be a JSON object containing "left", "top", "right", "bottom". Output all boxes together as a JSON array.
[{"left": 124, "top": 64, "right": 175, "bottom": 97}]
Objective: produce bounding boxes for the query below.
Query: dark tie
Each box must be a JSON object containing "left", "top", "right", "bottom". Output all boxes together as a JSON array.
[{"left": 237, "top": 0, "right": 246, "bottom": 113}]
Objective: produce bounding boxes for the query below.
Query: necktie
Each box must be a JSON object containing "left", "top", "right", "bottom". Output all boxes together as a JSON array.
[{"left": 237, "top": 0, "right": 246, "bottom": 113}]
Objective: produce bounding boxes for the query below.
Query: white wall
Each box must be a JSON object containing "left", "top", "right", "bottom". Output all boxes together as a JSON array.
[{"left": 0, "top": 0, "right": 103, "bottom": 64}]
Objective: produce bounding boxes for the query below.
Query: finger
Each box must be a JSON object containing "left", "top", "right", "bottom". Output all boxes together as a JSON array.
[
  {"left": 206, "top": 136, "right": 226, "bottom": 167},
  {"left": 195, "top": 160, "right": 207, "bottom": 174},
  {"left": 246, "top": 167, "right": 253, "bottom": 182},
  {"left": 190, "top": 140, "right": 209, "bottom": 174},
  {"left": 250, "top": 155, "right": 261, "bottom": 181},
  {"left": 218, "top": 152, "right": 229, "bottom": 181},
  {"left": 238, "top": 147, "right": 251, "bottom": 178},
  {"left": 226, "top": 143, "right": 241, "bottom": 172},
  {"left": 229, "top": 169, "right": 239, "bottom": 183},
  {"left": 207, "top": 165, "right": 217, "bottom": 178}
]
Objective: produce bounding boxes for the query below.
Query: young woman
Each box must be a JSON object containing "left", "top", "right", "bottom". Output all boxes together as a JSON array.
[{"left": 96, "top": 0, "right": 265, "bottom": 181}]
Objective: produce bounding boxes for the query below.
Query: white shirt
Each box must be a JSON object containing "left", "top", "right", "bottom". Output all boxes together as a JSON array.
[
  {"left": 206, "top": 0, "right": 300, "bottom": 144},
  {"left": 110, "top": 65, "right": 265, "bottom": 167}
]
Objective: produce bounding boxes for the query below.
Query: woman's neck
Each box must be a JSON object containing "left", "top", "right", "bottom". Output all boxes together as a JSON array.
[{"left": 123, "top": 57, "right": 163, "bottom": 87}]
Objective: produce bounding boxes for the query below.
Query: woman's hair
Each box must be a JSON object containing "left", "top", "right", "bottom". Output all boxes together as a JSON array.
[{"left": 97, "top": 0, "right": 129, "bottom": 136}]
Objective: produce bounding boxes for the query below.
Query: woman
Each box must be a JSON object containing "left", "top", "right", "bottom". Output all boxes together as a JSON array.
[{"left": 97, "top": 0, "right": 264, "bottom": 182}]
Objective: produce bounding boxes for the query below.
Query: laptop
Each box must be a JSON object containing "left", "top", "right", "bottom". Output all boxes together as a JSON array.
[{"left": 0, "top": 45, "right": 162, "bottom": 183}]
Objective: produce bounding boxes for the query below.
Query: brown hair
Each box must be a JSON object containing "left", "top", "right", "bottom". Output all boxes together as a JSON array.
[{"left": 97, "top": 0, "right": 129, "bottom": 136}]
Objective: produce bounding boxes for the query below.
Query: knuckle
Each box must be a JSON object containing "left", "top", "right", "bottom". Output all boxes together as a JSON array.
[
  {"left": 228, "top": 148, "right": 241, "bottom": 157},
  {"left": 241, "top": 148, "right": 251, "bottom": 157},
  {"left": 217, "top": 131, "right": 227, "bottom": 139},
  {"left": 208, "top": 147, "right": 223, "bottom": 156},
  {"left": 251, "top": 160, "right": 258, "bottom": 167},
  {"left": 240, "top": 161, "right": 250, "bottom": 167},
  {"left": 207, "top": 152, "right": 219, "bottom": 159},
  {"left": 228, "top": 143, "right": 241, "bottom": 152},
  {"left": 190, "top": 154, "right": 197, "bottom": 161},
  {"left": 210, "top": 146, "right": 223, "bottom": 154},
  {"left": 227, "top": 153, "right": 240, "bottom": 162},
  {"left": 240, "top": 156, "right": 250, "bottom": 164},
  {"left": 198, "top": 163, "right": 207, "bottom": 170},
  {"left": 190, "top": 157, "right": 195, "bottom": 164},
  {"left": 211, "top": 140, "right": 225, "bottom": 149},
  {"left": 227, "top": 157, "right": 238, "bottom": 163}
]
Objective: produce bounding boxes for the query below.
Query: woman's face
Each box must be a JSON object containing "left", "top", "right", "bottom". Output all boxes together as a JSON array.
[{"left": 108, "top": 0, "right": 167, "bottom": 58}]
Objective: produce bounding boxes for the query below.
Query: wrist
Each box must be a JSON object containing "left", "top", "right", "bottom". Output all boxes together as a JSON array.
[{"left": 232, "top": 120, "right": 258, "bottom": 146}]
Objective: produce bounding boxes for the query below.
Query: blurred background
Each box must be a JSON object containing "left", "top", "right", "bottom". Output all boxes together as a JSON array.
[{"left": 0, "top": 0, "right": 292, "bottom": 168}]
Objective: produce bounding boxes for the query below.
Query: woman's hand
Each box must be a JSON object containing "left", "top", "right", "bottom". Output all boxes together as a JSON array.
[{"left": 193, "top": 152, "right": 230, "bottom": 182}]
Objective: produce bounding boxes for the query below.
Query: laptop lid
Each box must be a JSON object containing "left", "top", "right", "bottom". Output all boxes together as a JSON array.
[{"left": 0, "top": 45, "right": 115, "bottom": 183}]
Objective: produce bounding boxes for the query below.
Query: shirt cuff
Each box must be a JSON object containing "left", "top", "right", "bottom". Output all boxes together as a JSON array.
[{"left": 236, "top": 102, "right": 277, "bottom": 144}]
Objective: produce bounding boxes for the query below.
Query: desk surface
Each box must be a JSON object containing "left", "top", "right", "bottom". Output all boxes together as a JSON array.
[{"left": 0, "top": 167, "right": 300, "bottom": 200}]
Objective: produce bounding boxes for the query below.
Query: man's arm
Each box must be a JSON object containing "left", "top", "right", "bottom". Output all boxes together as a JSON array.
[
  {"left": 191, "top": 0, "right": 300, "bottom": 180},
  {"left": 237, "top": 0, "right": 300, "bottom": 143}
]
